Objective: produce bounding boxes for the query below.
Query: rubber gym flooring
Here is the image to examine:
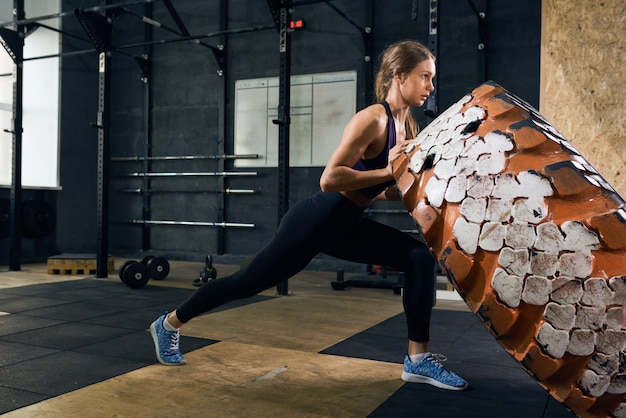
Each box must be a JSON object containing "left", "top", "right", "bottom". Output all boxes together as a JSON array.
[{"left": 0, "top": 259, "right": 576, "bottom": 417}]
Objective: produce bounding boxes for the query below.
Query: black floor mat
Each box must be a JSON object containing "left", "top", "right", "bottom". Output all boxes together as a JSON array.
[
  {"left": 0, "top": 278, "right": 272, "bottom": 414},
  {"left": 321, "top": 310, "right": 576, "bottom": 418}
]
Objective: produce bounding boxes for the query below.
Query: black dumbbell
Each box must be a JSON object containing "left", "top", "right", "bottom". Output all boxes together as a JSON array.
[
  {"left": 118, "top": 255, "right": 170, "bottom": 288},
  {"left": 141, "top": 255, "right": 170, "bottom": 281},
  {"left": 119, "top": 260, "right": 150, "bottom": 289}
]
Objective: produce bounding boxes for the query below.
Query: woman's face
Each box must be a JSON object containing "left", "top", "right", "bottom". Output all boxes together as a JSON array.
[{"left": 397, "top": 58, "right": 436, "bottom": 107}]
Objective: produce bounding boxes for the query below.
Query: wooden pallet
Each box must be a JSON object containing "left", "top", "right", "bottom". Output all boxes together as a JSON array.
[{"left": 47, "top": 254, "right": 115, "bottom": 275}]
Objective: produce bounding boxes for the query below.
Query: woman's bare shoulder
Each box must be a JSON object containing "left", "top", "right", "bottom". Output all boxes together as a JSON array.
[{"left": 348, "top": 103, "right": 388, "bottom": 134}]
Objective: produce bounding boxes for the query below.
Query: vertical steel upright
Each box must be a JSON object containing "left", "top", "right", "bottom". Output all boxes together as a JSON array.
[
  {"left": 141, "top": 2, "right": 153, "bottom": 252},
  {"left": 8, "top": 0, "right": 25, "bottom": 271},
  {"left": 466, "top": 0, "right": 488, "bottom": 82},
  {"left": 216, "top": 0, "right": 227, "bottom": 254},
  {"left": 275, "top": 1, "right": 291, "bottom": 295},
  {"left": 424, "top": 0, "right": 439, "bottom": 121},
  {"left": 363, "top": 0, "right": 374, "bottom": 106},
  {"left": 95, "top": 1, "right": 112, "bottom": 278}
]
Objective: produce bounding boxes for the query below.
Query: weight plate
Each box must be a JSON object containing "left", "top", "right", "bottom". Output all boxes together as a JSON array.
[
  {"left": 124, "top": 262, "right": 150, "bottom": 288},
  {"left": 141, "top": 255, "right": 155, "bottom": 265},
  {"left": 119, "top": 260, "right": 137, "bottom": 283},
  {"left": 147, "top": 256, "right": 169, "bottom": 280}
]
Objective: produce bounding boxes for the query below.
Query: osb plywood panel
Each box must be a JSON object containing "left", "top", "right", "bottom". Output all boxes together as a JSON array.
[{"left": 540, "top": 0, "right": 626, "bottom": 196}]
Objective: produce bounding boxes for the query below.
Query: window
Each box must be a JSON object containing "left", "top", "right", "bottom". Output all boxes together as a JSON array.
[
  {"left": 0, "top": 0, "right": 61, "bottom": 188},
  {"left": 234, "top": 70, "right": 356, "bottom": 168}
]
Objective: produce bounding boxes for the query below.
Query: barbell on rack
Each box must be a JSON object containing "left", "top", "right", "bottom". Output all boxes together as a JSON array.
[
  {"left": 117, "top": 188, "right": 256, "bottom": 194},
  {"left": 124, "top": 219, "right": 255, "bottom": 228},
  {"left": 116, "top": 171, "right": 258, "bottom": 177},
  {"left": 111, "top": 153, "right": 259, "bottom": 161}
]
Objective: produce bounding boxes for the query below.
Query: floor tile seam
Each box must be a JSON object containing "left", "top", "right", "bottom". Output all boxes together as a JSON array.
[
  {"left": 83, "top": 301, "right": 174, "bottom": 310},
  {"left": 0, "top": 286, "right": 144, "bottom": 296},
  {"left": 0, "top": 382, "right": 53, "bottom": 399},
  {"left": 67, "top": 349, "right": 153, "bottom": 367},
  {"left": 447, "top": 319, "right": 493, "bottom": 346},
  {"left": 77, "top": 322, "right": 152, "bottom": 332},
  {"left": 0, "top": 289, "right": 79, "bottom": 298},
  {"left": 0, "top": 335, "right": 152, "bottom": 367},
  {"left": 15, "top": 309, "right": 134, "bottom": 323},
  {"left": 0, "top": 319, "right": 71, "bottom": 339},
  {"left": 65, "top": 328, "right": 158, "bottom": 354},
  {"left": 0, "top": 281, "right": 103, "bottom": 290},
  {"left": 350, "top": 328, "right": 406, "bottom": 339},
  {"left": 28, "top": 286, "right": 152, "bottom": 300},
  {"left": 0, "top": 300, "right": 76, "bottom": 315},
  {"left": 0, "top": 348, "right": 63, "bottom": 372},
  {"left": 462, "top": 359, "right": 520, "bottom": 370},
  {"left": 0, "top": 335, "right": 64, "bottom": 349},
  {"left": 0, "top": 319, "right": 141, "bottom": 348},
  {"left": 0, "top": 292, "right": 93, "bottom": 300},
  {"left": 61, "top": 327, "right": 144, "bottom": 353},
  {"left": 313, "top": 350, "right": 402, "bottom": 368},
  {"left": 0, "top": 339, "right": 67, "bottom": 357},
  {"left": 447, "top": 391, "right": 553, "bottom": 408},
  {"left": 0, "top": 278, "right": 70, "bottom": 286}
]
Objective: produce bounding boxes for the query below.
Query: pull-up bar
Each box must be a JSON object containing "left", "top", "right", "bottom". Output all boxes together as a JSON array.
[
  {"left": 20, "top": 24, "right": 275, "bottom": 62},
  {"left": 112, "top": 25, "right": 276, "bottom": 51},
  {"left": 0, "top": 0, "right": 161, "bottom": 29}
]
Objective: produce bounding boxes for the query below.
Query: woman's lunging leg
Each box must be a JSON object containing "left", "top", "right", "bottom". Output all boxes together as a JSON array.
[
  {"left": 172, "top": 191, "right": 358, "bottom": 324},
  {"left": 325, "top": 219, "right": 467, "bottom": 390},
  {"left": 324, "top": 218, "right": 436, "bottom": 343},
  {"left": 175, "top": 236, "right": 319, "bottom": 323}
]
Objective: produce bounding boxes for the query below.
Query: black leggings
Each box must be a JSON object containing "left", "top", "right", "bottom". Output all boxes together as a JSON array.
[{"left": 176, "top": 191, "right": 436, "bottom": 342}]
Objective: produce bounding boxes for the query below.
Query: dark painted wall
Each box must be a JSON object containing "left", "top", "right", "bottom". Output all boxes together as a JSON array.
[{"left": 0, "top": 0, "right": 540, "bottom": 270}]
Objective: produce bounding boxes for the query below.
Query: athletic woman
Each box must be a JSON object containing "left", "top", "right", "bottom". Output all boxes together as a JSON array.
[{"left": 150, "top": 39, "right": 468, "bottom": 391}]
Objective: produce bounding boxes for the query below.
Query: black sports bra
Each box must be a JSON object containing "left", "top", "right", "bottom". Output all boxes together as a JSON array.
[{"left": 352, "top": 101, "right": 397, "bottom": 198}]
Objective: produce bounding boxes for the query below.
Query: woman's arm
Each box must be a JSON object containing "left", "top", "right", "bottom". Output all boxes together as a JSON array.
[{"left": 373, "top": 134, "right": 412, "bottom": 201}]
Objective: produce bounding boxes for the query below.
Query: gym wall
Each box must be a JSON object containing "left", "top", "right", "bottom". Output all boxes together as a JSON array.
[
  {"left": 1, "top": 0, "right": 542, "bottom": 269},
  {"left": 540, "top": 0, "right": 625, "bottom": 197}
]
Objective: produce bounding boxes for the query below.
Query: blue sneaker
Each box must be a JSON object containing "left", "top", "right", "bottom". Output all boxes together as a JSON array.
[
  {"left": 401, "top": 353, "right": 468, "bottom": 390},
  {"left": 150, "top": 311, "right": 186, "bottom": 365}
]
